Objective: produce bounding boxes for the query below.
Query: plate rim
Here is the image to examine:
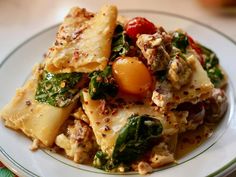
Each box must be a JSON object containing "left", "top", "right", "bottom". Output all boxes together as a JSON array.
[{"left": 0, "top": 9, "right": 236, "bottom": 177}]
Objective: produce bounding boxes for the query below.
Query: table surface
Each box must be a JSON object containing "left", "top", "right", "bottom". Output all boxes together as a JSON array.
[{"left": 0, "top": 0, "right": 235, "bottom": 176}]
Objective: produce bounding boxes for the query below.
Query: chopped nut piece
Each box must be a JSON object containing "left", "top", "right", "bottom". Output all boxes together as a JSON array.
[{"left": 138, "top": 161, "right": 153, "bottom": 175}]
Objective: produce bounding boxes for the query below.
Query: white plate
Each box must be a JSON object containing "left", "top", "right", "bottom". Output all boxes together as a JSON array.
[{"left": 0, "top": 10, "right": 236, "bottom": 177}]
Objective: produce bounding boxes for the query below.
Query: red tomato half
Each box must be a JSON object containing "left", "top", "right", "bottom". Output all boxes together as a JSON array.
[{"left": 125, "top": 17, "right": 156, "bottom": 40}]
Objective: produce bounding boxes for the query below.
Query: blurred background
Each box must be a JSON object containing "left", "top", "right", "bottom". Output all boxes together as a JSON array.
[
  {"left": 0, "top": 0, "right": 235, "bottom": 176},
  {"left": 0, "top": 0, "right": 235, "bottom": 62}
]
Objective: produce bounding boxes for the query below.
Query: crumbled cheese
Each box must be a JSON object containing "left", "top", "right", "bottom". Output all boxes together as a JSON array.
[{"left": 150, "top": 143, "right": 175, "bottom": 168}]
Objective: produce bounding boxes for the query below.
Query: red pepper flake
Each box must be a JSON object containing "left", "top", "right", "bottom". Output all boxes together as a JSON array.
[
  {"left": 174, "top": 123, "right": 178, "bottom": 128},
  {"left": 205, "top": 133, "right": 209, "bottom": 138},
  {"left": 102, "top": 133, "right": 106, "bottom": 137},
  {"left": 72, "top": 29, "right": 83, "bottom": 39},
  {"left": 74, "top": 50, "right": 79, "bottom": 59},
  {"left": 55, "top": 40, "right": 59, "bottom": 46},
  {"left": 183, "top": 91, "right": 189, "bottom": 95},
  {"left": 25, "top": 100, "right": 31, "bottom": 106},
  {"left": 174, "top": 96, "right": 180, "bottom": 100},
  {"left": 104, "top": 117, "right": 110, "bottom": 123},
  {"left": 103, "top": 109, "right": 110, "bottom": 115},
  {"left": 111, "top": 109, "right": 118, "bottom": 115},
  {"left": 104, "top": 125, "right": 110, "bottom": 131}
]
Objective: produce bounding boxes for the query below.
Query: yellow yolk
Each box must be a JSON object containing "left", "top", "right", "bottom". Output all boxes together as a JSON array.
[{"left": 112, "top": 57, "right": 152, "bottom": 95}]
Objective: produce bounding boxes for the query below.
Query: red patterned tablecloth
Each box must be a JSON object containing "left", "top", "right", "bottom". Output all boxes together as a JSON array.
[{"left": 0, "top": 161, "right": 18, "bottom": 177}]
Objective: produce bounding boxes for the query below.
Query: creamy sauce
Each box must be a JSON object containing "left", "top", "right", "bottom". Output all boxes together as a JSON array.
[{"left": 176, "top": 123, "right": 216, "bottom": 159}]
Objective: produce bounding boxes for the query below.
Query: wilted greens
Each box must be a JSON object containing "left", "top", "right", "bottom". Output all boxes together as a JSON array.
[
  {"left": 172, "top": 31, "right": 189, "bottom": 53},
  {"left": 89, "top": 66, "right": 118, "bottom": 100},
  {"left": 199, "top": 44, "right": 224, "bottom": 87},
  {"left": 35, "top": 71, "right": 82, "bottom": 107},
  {"left": 93, "top": 114, "right": 163, "bottom": 171},
  {"left": 110, "top": 24, "right": 129, "bottom": 61}
]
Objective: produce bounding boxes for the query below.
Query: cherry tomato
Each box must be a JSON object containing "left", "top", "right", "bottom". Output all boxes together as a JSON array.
[
  {"left": 125, "top": 17, "right": 156, "bottom": 40},
  {"left": 112, "top": 57, "right": 152, "bottom": 95},
  {"left": 188, "top": 35, "right": 204, "bottom": 65}
]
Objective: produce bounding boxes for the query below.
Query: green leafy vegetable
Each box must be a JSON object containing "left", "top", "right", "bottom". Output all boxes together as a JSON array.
[
  {"left": 89, "top": 66, "right": 118, "bottom": 100},
  {"left": 198, "top": 44, "right": 224, "bottom": 87},
  {"left": 93, "top": 114, "right": 163, "bottom": 171},
  {"left": 35, "top": 71, "right": 82, "bottom": 107},
  {"left": 207, "top": 67, "right": 224, "bottom": 87},
  {"left": 199, "top": 44, "right": 219, "bottom": 69},
  {"left": 0, "top": 168, "right": 15, "bottom": 177},
  {"left": 93, "top": 151, "right": 117, "bottom": 171},
  {"left": 112, "top": 114, "right": 163, "bottom": 165},
  {"left": 110, "top": 24, "right": 129, "bottom": 61},
  {"left": 155, "top": 70, "right": 167, "bottom": 82},
  {"left": 172, "top": 31, "right": 189, "bottom": 53}
]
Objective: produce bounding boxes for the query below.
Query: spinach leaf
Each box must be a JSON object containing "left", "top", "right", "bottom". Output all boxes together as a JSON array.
[
  {"left": 207, "top": 67, "right": 224, "bottom": 87},
  {"left": 155, "top": 70, "right": 167, "bottom": 82},
  {"left": 89, "top": 66, "right": 118, "bottom": 100},
  {"left": 110, "top": 24, "right": 129, "bottom": 61},
  {"left": 198, "top": 44, "right": 224, "bottom": 87},
  {"left": 172, "top": 31, "right": 189, "bottom": 53},
  {"left": 93, "top": 151, "right": 117, "bottom": 171},
  {"left": 112, "top": 114, "right": 163, "bottom": 165},
  {"left": 199, "top": 44, "right": 219, "bottom": 69},
  {"left": 35, "top": 71, "right": 82, "bottom": 107},
  {"left": 93, "top": 114, "right": 163, "bottom": 171},
  {"left": 0, "top": 168, "right": 15, "bottom": 177}
]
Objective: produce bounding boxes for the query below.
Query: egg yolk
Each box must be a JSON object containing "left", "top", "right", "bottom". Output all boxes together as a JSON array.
[{"left": 112, "top": 57, "right": 152, "bottom": 95}]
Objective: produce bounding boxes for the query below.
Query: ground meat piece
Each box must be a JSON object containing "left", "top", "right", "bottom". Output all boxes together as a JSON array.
[
  {"left": 152, "top": 80, "right": 173, "bottom": 108},
  {"left": 55, "top": 119, "right": 97, "bottom": 164},
  {"left": 176, "top": 102, "right": 205, "bottom": 132},
  {"left": 205, "top": 88, "right": 227, "bottom": 123},
  {"left": 167, "top": 56, "right": 192, "bottom": 90},
  {"left": 136, "top": 28, "right": 172, "bottom": 72}
]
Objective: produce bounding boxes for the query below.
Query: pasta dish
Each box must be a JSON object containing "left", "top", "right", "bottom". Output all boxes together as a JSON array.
[{"left": 0, "top": 5, "right": 228, "bottom": 175}]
